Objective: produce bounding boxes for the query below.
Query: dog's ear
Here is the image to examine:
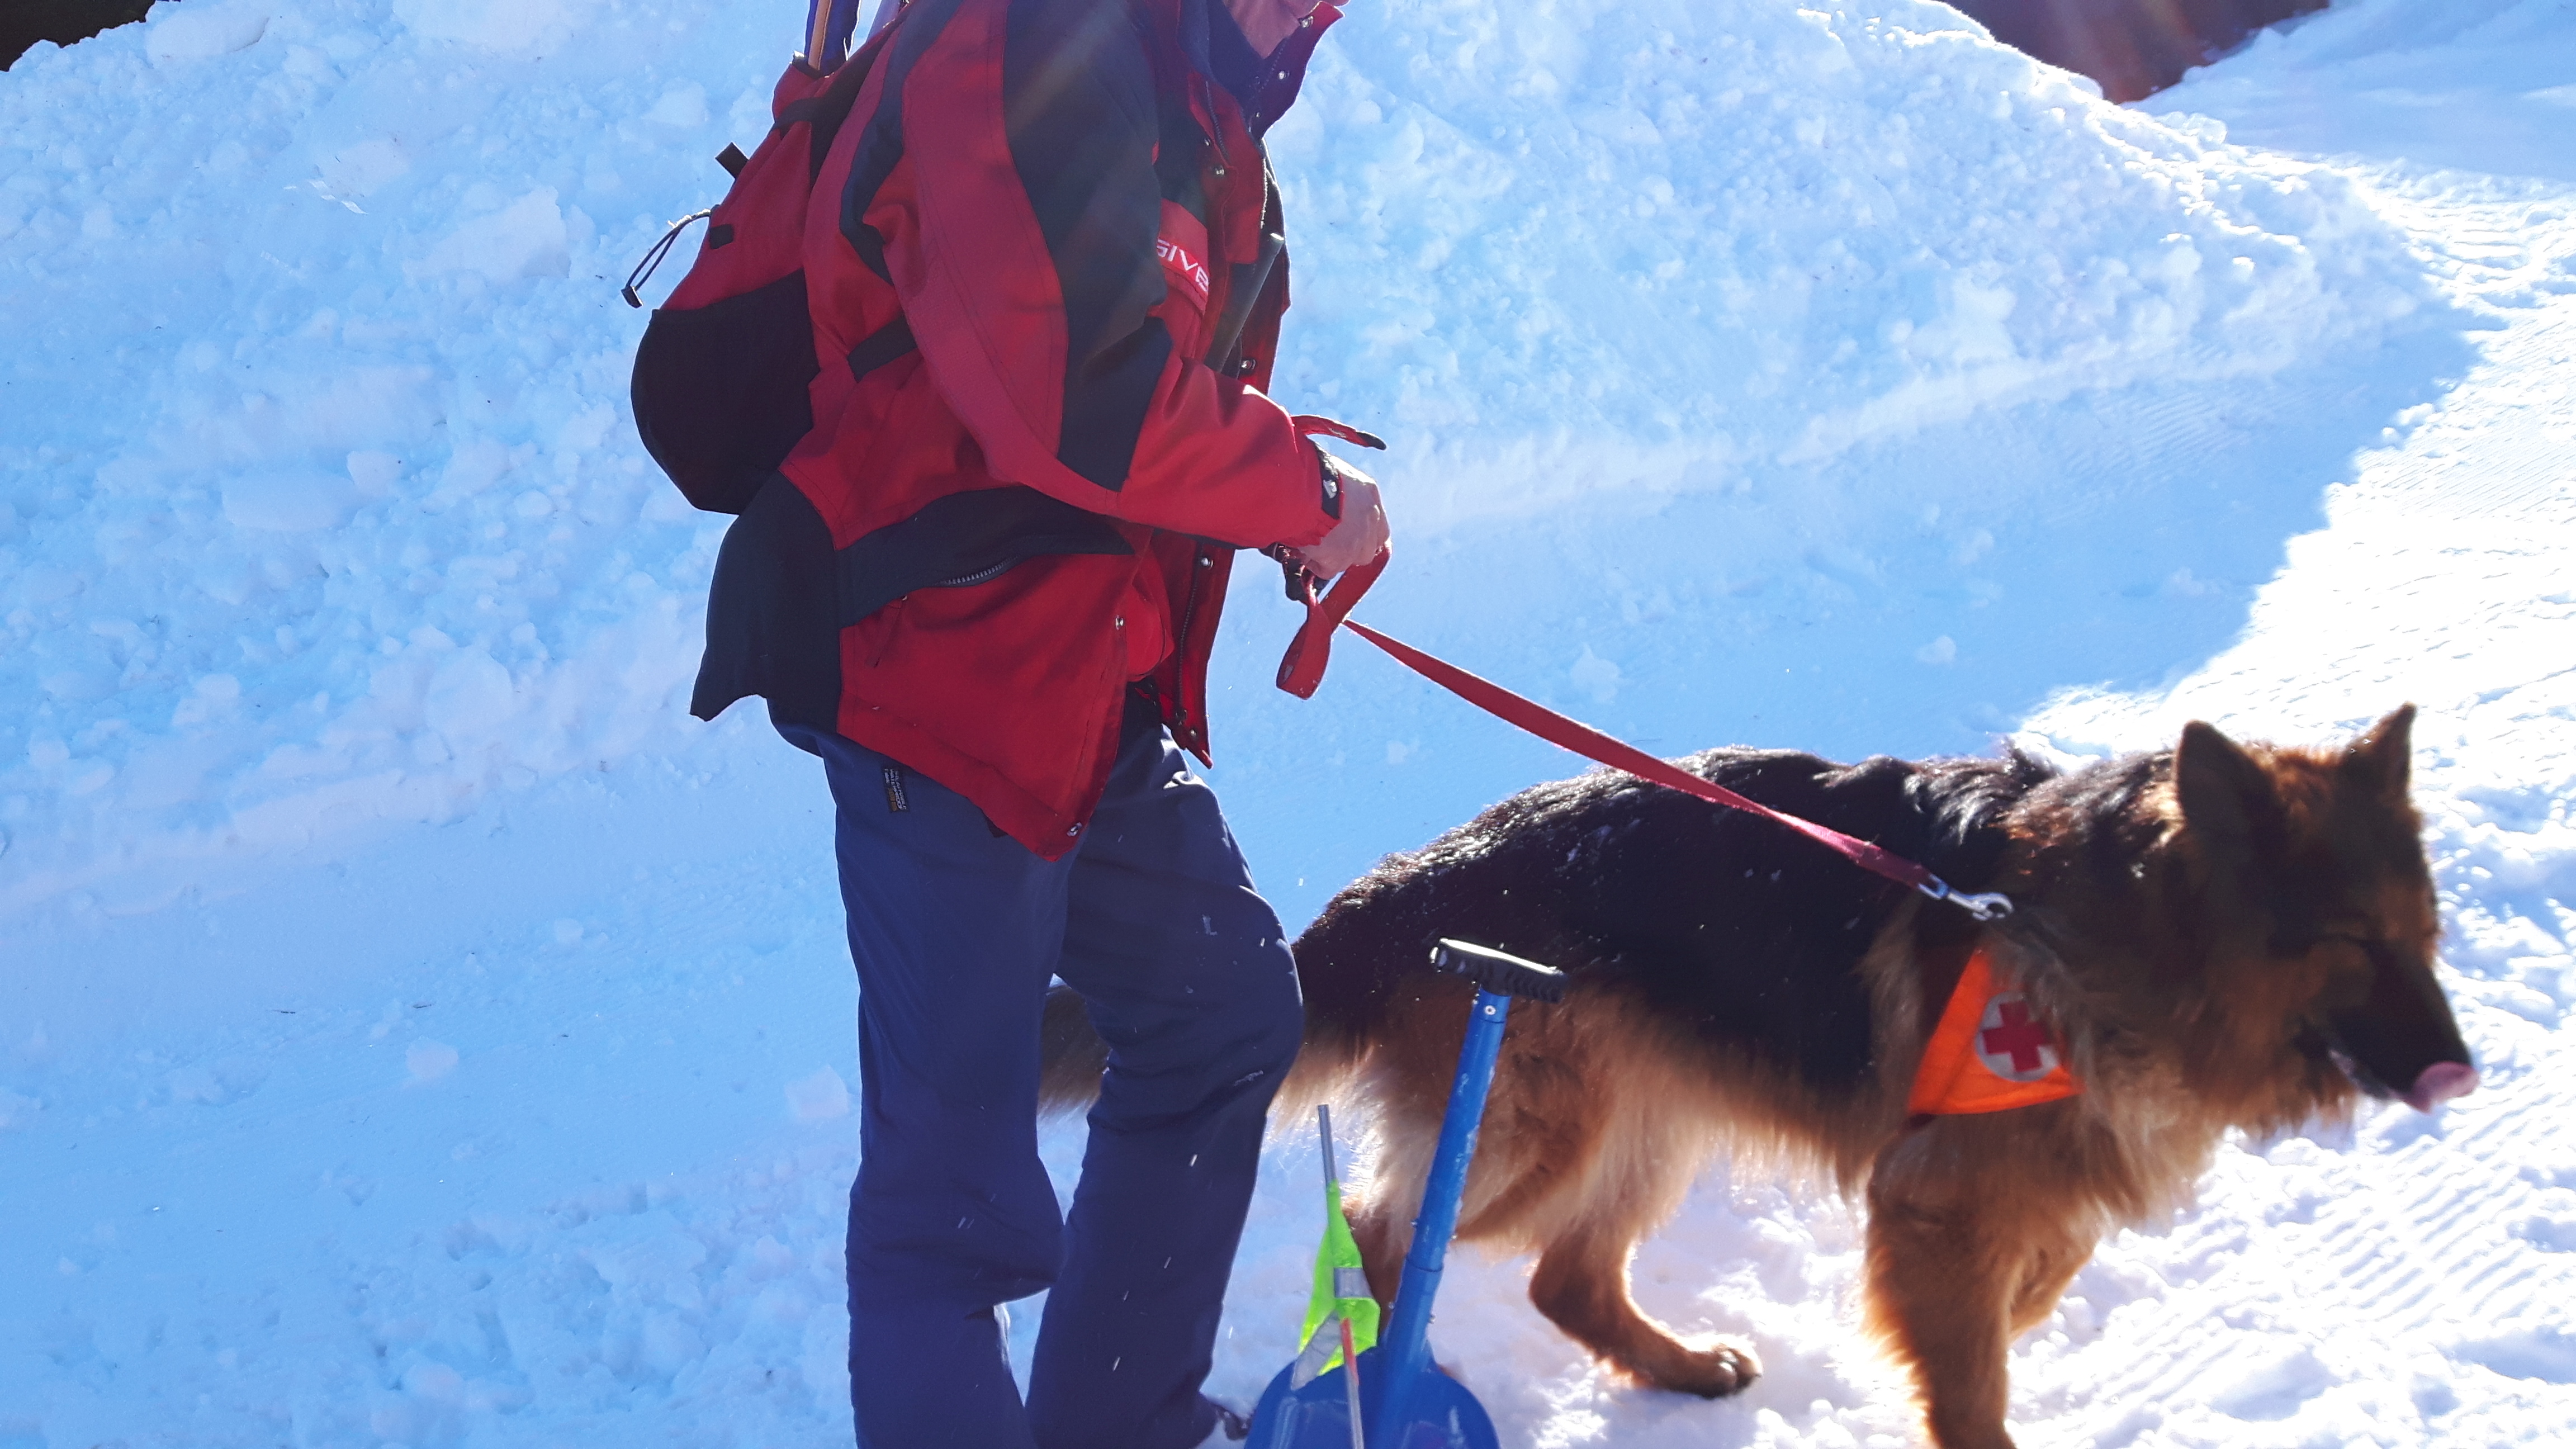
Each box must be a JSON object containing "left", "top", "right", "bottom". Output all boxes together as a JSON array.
[
  {"left": 2175, "top": 719, "right": 2281, "bottom": 844},
  {"left": 2343, "top": 704, "right": 2416, "bottom": 801}
]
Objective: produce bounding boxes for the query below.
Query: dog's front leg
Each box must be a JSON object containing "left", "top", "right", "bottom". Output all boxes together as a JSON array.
[
  {"left": 1863, "top": 1114, "right": 2100, "bottom": 1449},
  {"left": 1863, "top": 1193, "right": 2015, "bottom": 1448}
]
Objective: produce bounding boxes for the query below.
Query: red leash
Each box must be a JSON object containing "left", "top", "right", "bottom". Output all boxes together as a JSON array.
[{"left": 1274, "top": 551, "right": 2012, "bottom": 922}]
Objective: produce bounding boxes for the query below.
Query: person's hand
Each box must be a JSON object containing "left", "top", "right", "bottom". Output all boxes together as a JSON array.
[{"left": 1292, "top": 456, "right": 1388, "bottom": 581}]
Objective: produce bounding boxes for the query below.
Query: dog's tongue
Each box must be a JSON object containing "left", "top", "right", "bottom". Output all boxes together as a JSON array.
[{"left": 2404, "top": 1061, "right": 2479, "bottom": 1112}]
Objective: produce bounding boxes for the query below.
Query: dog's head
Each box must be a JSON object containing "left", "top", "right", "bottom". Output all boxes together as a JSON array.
[{"left": 2168, "top": 704, "right": 2475, "bottom": 1119}]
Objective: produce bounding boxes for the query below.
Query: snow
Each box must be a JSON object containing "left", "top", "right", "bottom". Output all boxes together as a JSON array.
[{"left": 3, "top": 0, "right": 2573, "bottom": 1445}]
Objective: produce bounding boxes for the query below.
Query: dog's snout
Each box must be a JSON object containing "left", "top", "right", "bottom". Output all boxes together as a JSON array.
[{"left": 2403, "top": 1060, "right": 2478, "bottom": 1112}]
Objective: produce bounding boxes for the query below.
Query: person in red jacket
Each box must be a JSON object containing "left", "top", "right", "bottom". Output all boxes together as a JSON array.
[{"left": 689, "top": 1, "right": 1386, "bottom": 1444}]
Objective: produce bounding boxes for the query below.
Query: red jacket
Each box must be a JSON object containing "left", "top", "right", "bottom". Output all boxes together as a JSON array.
[{"left": 693, "top": 0, "right": 1344, "bottom": 857}]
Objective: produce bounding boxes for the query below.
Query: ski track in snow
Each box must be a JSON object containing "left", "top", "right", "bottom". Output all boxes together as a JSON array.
[{"left": 6, "top": 1, "right": 2576, "bottom": 1445}]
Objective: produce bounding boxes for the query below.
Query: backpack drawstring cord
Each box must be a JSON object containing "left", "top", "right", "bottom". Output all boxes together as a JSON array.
[{"left": 622, "top": 209, "right": 714, "bottom": 308}]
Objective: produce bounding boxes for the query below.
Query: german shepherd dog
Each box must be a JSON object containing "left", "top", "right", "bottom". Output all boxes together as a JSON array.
[{"left": 1041, "top": 707, "right": 2475, "bottom": 1447}]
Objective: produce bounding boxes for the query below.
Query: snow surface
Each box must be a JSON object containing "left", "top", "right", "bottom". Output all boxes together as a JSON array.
[{"left": 3, "top": 0, "right": 2573, "bottom": 1445}]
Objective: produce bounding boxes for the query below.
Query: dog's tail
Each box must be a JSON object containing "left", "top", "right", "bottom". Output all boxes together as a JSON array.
[
  {"left": 1035, "top": 981, "right": 1373, "bottom": 1121},
  {"left": 1036, "top": 986, "right": 1112, "bottom": 1114}
]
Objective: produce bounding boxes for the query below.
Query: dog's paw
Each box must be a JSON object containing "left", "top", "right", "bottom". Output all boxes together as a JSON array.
[{"left": 1660, "top": 1338, "right": 1761, "bottom": 1399}]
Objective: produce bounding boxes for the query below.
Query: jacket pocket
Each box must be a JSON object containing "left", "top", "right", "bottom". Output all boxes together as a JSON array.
[{"left": 842, "top": 554, "right": 1135, "bottom": 808}]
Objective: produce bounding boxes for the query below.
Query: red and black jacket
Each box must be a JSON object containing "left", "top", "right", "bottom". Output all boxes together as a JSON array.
[{"left": 692, "top": 0, "right": 1343, "bottom": 858}]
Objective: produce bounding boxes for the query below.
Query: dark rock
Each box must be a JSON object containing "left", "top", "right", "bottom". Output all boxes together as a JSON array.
[
  {"left": 5, "top": 0, "right": 163, "bottom": 71},
  {"left": 1951, "top": 0, "right": 2327, "bottom": 102}
]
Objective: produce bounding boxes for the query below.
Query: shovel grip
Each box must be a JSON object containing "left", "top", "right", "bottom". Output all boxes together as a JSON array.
[{"left": 1433, "top": 939, "right": 1568, "bottom": 1003}]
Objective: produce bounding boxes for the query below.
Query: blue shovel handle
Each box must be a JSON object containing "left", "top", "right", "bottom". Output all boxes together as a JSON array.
[
  {"left": 1367, "top": 941, "right": 1566, "bottom": 1448},
  {"left": 800, "top": 0, "right": 866, "bottom": 70}
]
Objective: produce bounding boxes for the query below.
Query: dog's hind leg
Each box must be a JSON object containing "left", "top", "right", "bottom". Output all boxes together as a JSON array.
[
  {"left": 1345, "top": 1191, "right": 1407, "bottom": 1308},
  {"left": 1518, "top": 1077, "right": 1756, "bottom": 1398},
  {"left": 1527, "top": 1218, "right": 1760, "bottom": 1397},
  {"left": 1491, "top": 1014, "right": 1754, "bottom": 1395}
]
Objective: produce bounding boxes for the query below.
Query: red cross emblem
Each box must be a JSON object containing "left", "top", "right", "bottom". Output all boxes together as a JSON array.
[{"left": 1976, "top": 994, "right": 2059, "bottom": 1082}]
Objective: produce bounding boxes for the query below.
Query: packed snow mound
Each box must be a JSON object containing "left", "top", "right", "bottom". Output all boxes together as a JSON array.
[
  {"left": 0, "top": 0, "right": 2431, "bottom": 910},
  {"left": 1266, "top": 0, "right": 2433, "bottom": 524}
]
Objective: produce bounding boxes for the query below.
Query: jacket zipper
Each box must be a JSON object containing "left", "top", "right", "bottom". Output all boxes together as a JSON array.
[
  {"left": 1169, "top": 547, "right": 1213, "bottom": 735},
  {"left": 1066, "top": 611, "right": 1131, "bottom": 841},
  {"left": 1171, "top": 78, "right": 1240, "bottom": 747}
]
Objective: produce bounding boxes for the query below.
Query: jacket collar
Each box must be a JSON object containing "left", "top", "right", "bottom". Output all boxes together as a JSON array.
[
  {"left": 1164, "top": 0, "right": 1343, "bottom": 136},
  {"left": 1200, "top": 0, "right": 1267, "bottom": 106}
]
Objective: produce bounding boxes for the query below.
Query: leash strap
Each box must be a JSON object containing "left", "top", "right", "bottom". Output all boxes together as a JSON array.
[
  {"left": 1274, "top": 549, "right": 1389, "bottom": 700},
  {"left": 1264, "top": 543, "right": 2010, "bottom": 920},
  {"left": 1329, "top": 613, "right": 2012, "bottom": 920}
]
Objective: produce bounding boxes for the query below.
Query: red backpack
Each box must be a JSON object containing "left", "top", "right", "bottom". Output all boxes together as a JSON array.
[{"left": 622, "top": 1, "right": 899, "bottom": 514}]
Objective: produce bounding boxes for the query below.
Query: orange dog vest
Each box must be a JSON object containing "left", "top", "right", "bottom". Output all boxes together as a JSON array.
[{"left": 1907, "top": 945, "right": 2082, "bottom": 1115}]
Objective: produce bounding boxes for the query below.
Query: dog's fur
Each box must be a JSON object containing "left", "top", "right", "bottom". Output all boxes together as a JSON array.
[{"left": 1039, "top": 707, "right": 2473, "bottom": 1447}]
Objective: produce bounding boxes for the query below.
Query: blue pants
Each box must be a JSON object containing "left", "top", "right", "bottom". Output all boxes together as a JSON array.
[{"left": 785, "top": 699, "right": 1301, "bottom": 1449}]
